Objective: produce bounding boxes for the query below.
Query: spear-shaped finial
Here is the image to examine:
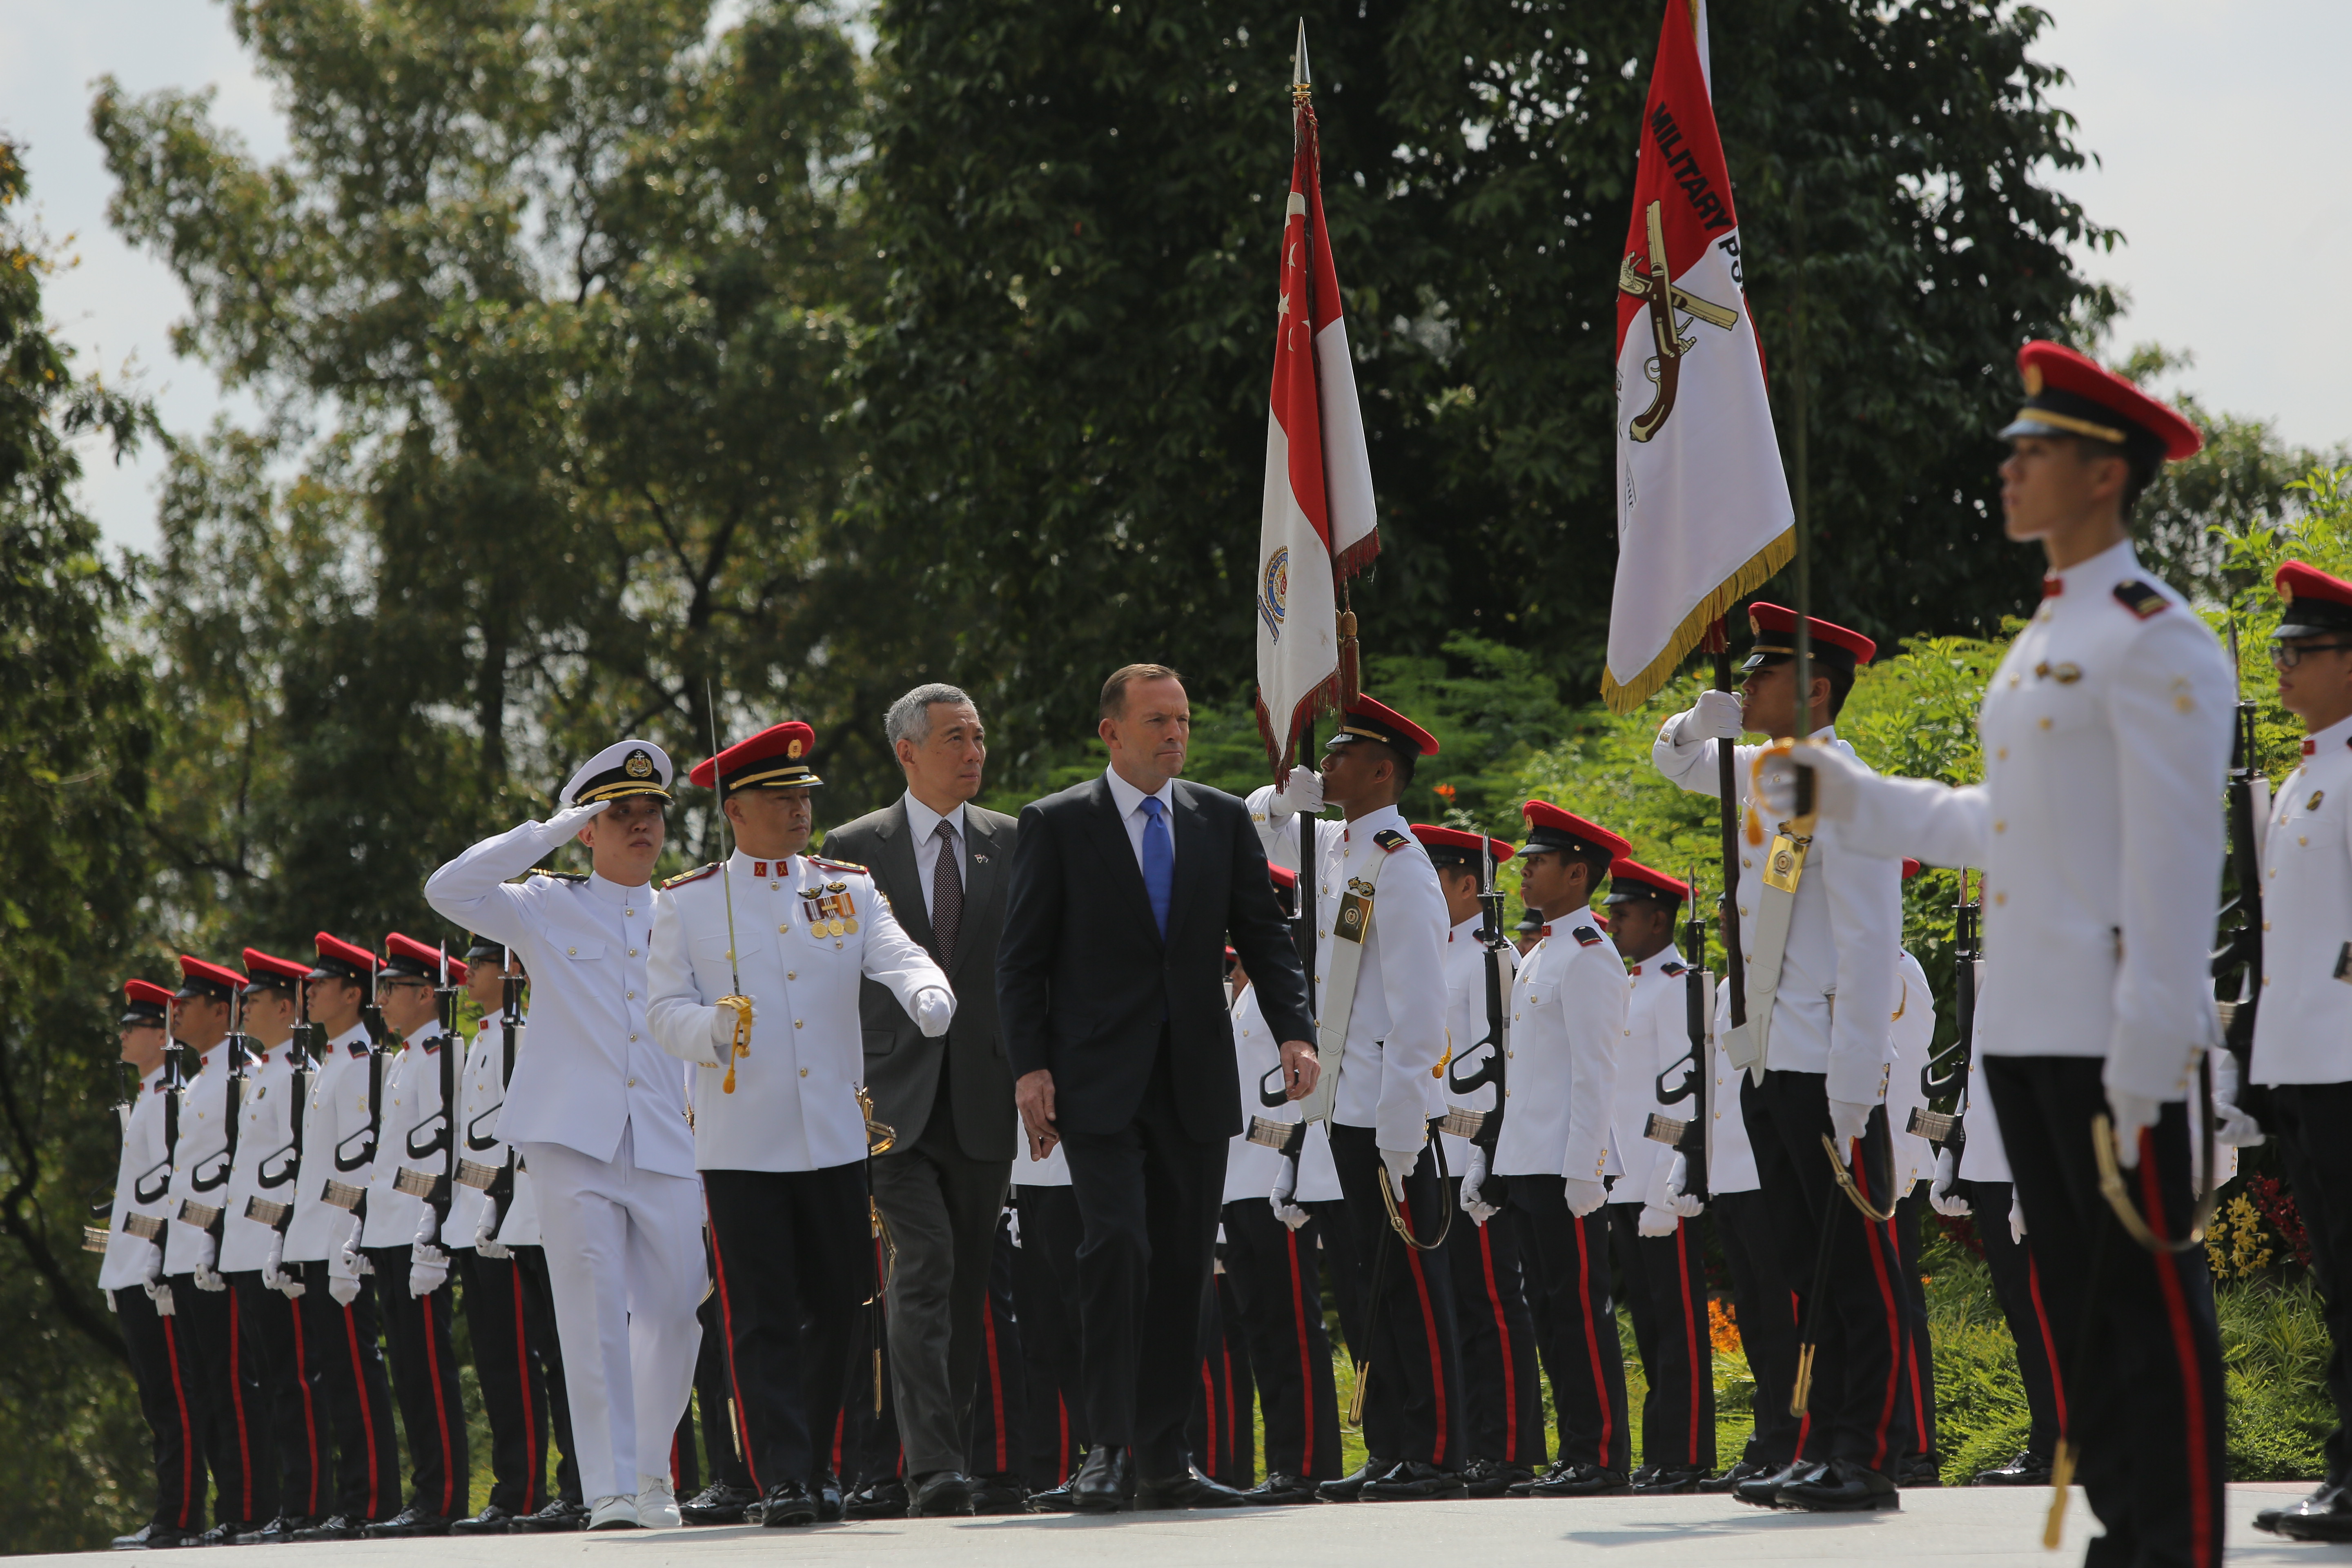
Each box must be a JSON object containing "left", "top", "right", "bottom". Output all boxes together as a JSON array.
[{"left": 1293, "top": 18, "right": 1312, "bottom": 100}]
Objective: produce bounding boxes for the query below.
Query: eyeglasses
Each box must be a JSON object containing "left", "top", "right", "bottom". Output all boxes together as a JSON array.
[{"left": 2271, "top": 642, "right": 2352, "bottom": 670}]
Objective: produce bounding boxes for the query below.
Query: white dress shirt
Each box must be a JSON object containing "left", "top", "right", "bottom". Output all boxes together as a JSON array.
[
  {"left": 285, "top": 1023, "right": 376, "bottom": 1263},
  {"left": 163, "top": 1045, "right": 231, "bottom": 1275},
  {"left": 1614, "top": 953, "right": 1694, "bottom": 1208},
  {"left": 1438, "top": 913, "right": 1518, "bottom": 1172},
  {"left": 445, "top": 1016, "right": 540, "bottom": 1248},
  {"left": 1104, "top": 766, "right": 1177, "bottom": 866},
  {"left": 903, "top": 793, "right": 970, "bottom": 924},
  {"left": 1492, "top": 917, "right": 1628, "bottom": 1183},
  {"left": 362, "top": 1022, "right": 452, "bottom": 1249},
  {"left": 2252, "top": 710, "right": 2352, "bottom": 1085},
  {"left": 219, "top": 1045, "right": 297, "bottom": 1272}
]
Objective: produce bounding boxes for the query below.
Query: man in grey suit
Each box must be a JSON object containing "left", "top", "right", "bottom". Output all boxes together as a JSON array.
[{"left": 821, "top": 685, "right": 1018, "bottom": 1519}]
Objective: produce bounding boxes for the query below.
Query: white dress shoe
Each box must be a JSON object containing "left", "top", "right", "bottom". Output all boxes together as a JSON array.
[
  {"left": 636, "top": 1475, "right": 682, "bottom": 1529},
  {"left": 587, "top": 1495, "right": 641, "bottom": 1530}
]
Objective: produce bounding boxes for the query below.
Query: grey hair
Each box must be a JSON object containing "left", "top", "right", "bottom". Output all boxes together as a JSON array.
[{"left": 885, "top": 684, "right": 978, "bottom": 749}]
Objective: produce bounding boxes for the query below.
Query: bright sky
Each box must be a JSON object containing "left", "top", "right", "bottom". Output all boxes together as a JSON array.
[{"left": 4, "top": 1, "right": 2348, "bottom": 558}]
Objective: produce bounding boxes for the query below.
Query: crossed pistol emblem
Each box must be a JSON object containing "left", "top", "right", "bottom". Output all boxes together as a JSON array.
[{"left": 1618, "top": 199, "right": 1740, "bottom": 442}]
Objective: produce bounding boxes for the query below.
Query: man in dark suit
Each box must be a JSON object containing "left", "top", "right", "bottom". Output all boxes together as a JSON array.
[
  {"left": 998, "top": 664, "right": 1316, "bottom": 1512},
  {"left": 822, "top": 685, "right": 1019, "bottom": 1519}
]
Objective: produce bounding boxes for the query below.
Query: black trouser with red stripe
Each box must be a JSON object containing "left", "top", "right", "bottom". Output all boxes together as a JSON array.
[
  {"left": 702, "top": 1163, "right": 868, "bottom": 1492},
  {"left": 1964, "top": 1178, "right": 2063, "bottom": 1462},
  {"left": 1742, "top": 1070, "right": 1907, "bottom": 1474},
  {"left": 838, "top": 1238, "right": 902, "bottom": 1488},
  {"left": 1186, "top": 1269, "right": 1256, "bottom": 1486},
  {"left": 115, "top": 1284, "right": 210, "bottom": 1532},
  {"left": 364, "top": 1247, "right": 468, "bottom": 1518},
  {"left": 1891, "top": 1190, "right": 1938, "bottom": 1471},
  {"left": 170, "top": 1272, "right": 273, "bottom": 1526},
  {"left": 684, "top": 1282, "right": 755, "bottom": 1492},
  {"left": 1009, "top": 1185, "right": 1085, "bottom": 1489},
  {"left": 1711, "top": 1188, "right": 1802, "bottom": 1470},
  {"left": 1219, "top": 1198, "right": 1342, "bottom": 1481},
  {"left": 1442, "top": 1181, "right": 1546, "bottom": 1469},
  {"left": 1305, "top": 1196, "right": 1368, "bottom": 1366},
  {"left": 1608, "top": 1205, "right": 1717, "bottom": 1474},
  {"left": 966, "top": 1212, "right": 1028, "bottom": 1483},
  {"left": 1329, "top": 1123, "right": 1464, "bottom": 1472},
  {"left": 1511, "top": 1180, "right": 1630, "bottom": 1474},
  {"left": 2263, "top": 1083, "right": 2352, "bottom": 1486},
  {"left": 295, "top": 1261, "right": 400, "bottom": 1522},
  {"left": 457, "top": 1248, "right": 552, "bottom": 1514},
  {"left": 1986, "top": 1057, "right": 2223, "bottom": 1568},
  {"left": 231, "top": 1272, "right": 327, "bottom": 1521},
  {"left": 510, "top": 1245, "right": 583, "bottom": 1505}
]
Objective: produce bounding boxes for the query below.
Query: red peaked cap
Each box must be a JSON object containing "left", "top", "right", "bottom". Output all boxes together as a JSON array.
[
  {"left": 1325, "top": 695, "right": 1439, "bottom": 758},
  {"left": 690, "top": 721, "right": 823, "bottom": 793},
  {"left": 121, "top": 979, "right": 174, "bottom": 1026},
  {"left": 176, "top": 955, "right": 245, "bottom": 1002},
  {"left": 1606, "top": 858, "right": 1689, "bottom": 904},
  {"left": 383, "top": 931, "right": 467, "bottom": 984},
  {"left": 2002, "top": 340, "right": 2201, "bottom": 464},
  {"left": 242, "top": 948, "right": 310, "bottom": 994},
  {"left": 1744, "top": 603, "right": 1876, "bottom": 670},
  {"left": 1902, "top": 858, "right": 1923, "bottom": 880},
  {"left": 1410, "top": 824, "right": 1516, "bottom": 864},
  {"left": 2274, "top": 560, "right": 2352, "bottom": 640},
  {"left": 1519, "top": 800, "right": 1632, "bottom": 863},
  {"left": 310, "top": 931, "right": 381, "bottom": 984},
  {"left": 124, "top": 979, "right": 175, "bottom": 1009}
]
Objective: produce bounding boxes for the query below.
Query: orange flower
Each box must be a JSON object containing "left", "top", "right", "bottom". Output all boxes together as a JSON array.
[
  {"left": 1433, "top": 782, "right": 1457, "bottom": 801},
  {"left": 1708, "top": 1298, "right": 1742, "bottom": 1354}
]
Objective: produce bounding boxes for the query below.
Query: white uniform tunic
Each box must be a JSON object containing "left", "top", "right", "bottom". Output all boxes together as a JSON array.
[
  {"left": 361, "top": 1022, "right": 452, "bottom": 1250},
  {"left": 99, "top": 1067, "right": 174, "bottom": 1293},
  {"left": 1885, "top": 951, "right": 1939, "bottom": 1198},
  {"left": 445, "top": 1016, "right": 541, "bottom": 1249},
  {"left": 285, "top": 1024, "right": 376, "bottom": 1264},
  {"left": 1438, "top": 913, "right": 1517, "bottom": 1174},
  {"left": 1225, "top": 981, "right": 1344, "bottom": 1204},
  {"left": 1615, "top": 954, "right": 1695, "bottom": 1208},
  {"left": 1837, "top": 540, "right": 2234, "bottom": 1102},
  {"left": 1706, "top": 981, "right": 1760, "bottom": 1194},
  {"left": 163, "top": 1046, "right": 232, "bottom": 1276},
  {"left": 648, "top": 848, "right": 949, "bottom": 1173},
  {"left": 1492, "top": 919, "right": 1627, "bottom": 1184},
  {"left": 219, "top": 1045, "right": 297, "bottom": 1273},
  {"left": 2252, "top": 710, "right": 2352, "bottom": 1085}
]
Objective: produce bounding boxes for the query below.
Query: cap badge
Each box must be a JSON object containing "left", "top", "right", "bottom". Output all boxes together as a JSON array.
[
  {"left": 2021, "top": 363, "right": 2043, "bottom": 395},
  {"left": 788, "top": 739, "right": 804, "bottom": 759},
  {"left": 624, "top": 749, "right": 654, "bottom": 779}
]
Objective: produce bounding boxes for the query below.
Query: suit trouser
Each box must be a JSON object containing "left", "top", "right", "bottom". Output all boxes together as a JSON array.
[
  {"left": 1443, "top": 1182, "right": 1547, "bottom": 1467},
  {"left": 2270, "top": 1082, "right": 2352, "bottom": 1487},
  {"left": 1219, "top": 1198, "right": 1342, "bottom": 1480},
  {"left": 521, "top": 1127, "right": 705, "bottom": 1501},
  {"left": 702, "top": 1161, "right": 867, "bottom": 1490},
  {"left": 1510, "top": 1181, "right": 1630, "bottom": 1473},
  {"left": 1608, "top": 1205, "right": 1717, "bottom": 1474},
  {"left": 1010, "top": 1183, "right": 1086, "bottom": 1488},
  {"left": 295, "top": 1262, "right": 400, "bottom": 1521},
  {"left": 1892, "top": 1189, "right": 1937, "bottom": 1468},
  {"left": 231, "top": 1271, "right": 327, "bottom": 1520},
  {"left": 457, "top": 1247, "right": 552, "bottom": 1513},
  {"left": 168, "top": 1271, "right": 272, "bottom": 1526},
  {"left": 869, "top": 1119, "right": 1011, "bottom": 1478},
  {"left": 1328, "top": 1122, "right": 1465, "bottom": 1471},
  {"left": 511, "top": 1244, "right": 584, "bottom": 1505},
  {"left": 364, "top": 1247, "right": 468, "bottom": 1517},
  {"left": 1059, "top": 1039, "right": 1226, "bottom": 1477},
  {"left": 965, "top": 1212, "right": 1028, "bottom": 1480},
  {"left": 1964, "top": 1178, "right": 2064, "bottom": 1461},
  {"left": 1742, "top": 1069, "right": 1907, "bottom": 1472},
  {"left": 1711, "top": 1187, "right": 1802, "bottom": 1469},
  {"left": 1187, "top": 1270, "right": 1257, "bottom": 1485},
  {"left": 114, "top": 1284, "right": 209, "bottom": 1532},
  {"left": 1985, "top": 1056, "right": 2224, "bottom": 1568}
]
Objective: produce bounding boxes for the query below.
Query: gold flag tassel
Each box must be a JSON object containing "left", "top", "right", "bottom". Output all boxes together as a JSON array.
[{"left": 2042, "top": 1440, "right": 2077, "bottom": 1548}]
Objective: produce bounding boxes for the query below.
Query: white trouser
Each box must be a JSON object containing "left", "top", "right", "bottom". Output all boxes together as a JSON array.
[{"left": 522, "top": 1122, "right": 705, "bottom": 1500}]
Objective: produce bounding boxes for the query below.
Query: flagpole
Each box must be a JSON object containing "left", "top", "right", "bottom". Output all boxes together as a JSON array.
[
  {"left": 1791, "top": 175, "right": 1813, "bottom": 746},
  {"left": 1713, "top": 626, "right": 1746, "bottom": 1032},
  {"left": 1292, "top": 19, "right": 1319, "bottom": 1023}
]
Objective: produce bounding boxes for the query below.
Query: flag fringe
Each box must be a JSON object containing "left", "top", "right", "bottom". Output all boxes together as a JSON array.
[
  {"left": 1332, "top": 531, "right": 1380, "bottom": 584},
  {"left": 1598, "top": 526, "right": 1795, "bottom": 715},
  {"left": 1255, "top": 669, "right": 1345, "bottom": 782}
]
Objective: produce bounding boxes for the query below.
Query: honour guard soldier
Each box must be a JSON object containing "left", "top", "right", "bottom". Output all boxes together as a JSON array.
[
  {"left": 1494, "top": 803, "right": 1634, "bottom": 1498},
  {"left": 2245, "top": 561, "right": 2352, "bottom": 1541},
  {"left": 1757, "top": 341, "right": 2230, "bottom": 1562},
  {"left": 427, "top": 739, "right": 708, "bottom": 1532},
  {"left": 1414, "top": 824, "right": 1544, "bottom": 1497},
  {"left": 1252, "top": 696, "right": 1461, "bottom": 1502},
  {"left": 160, "top": 955, "right": 268, "bottom": 1542},
  {"left": 102, "top": 980, "right": 207, "bottom": 1550},
  {"left": 284, "top": 934, "right": 401, "bottom": 1540},
  {"left": 1603, "top": 860, "right": 1717, "bottom": 1493},
  {"left": 1884, "top": 872, "right": 1943, "bottom": 1486},
  {"left": 1656, "top": 604, "right": 1907, "bottom": 1513},
  {"left": 648, "top": 720, "right": 954, "bottom": 1529},
  {"left": 218, "top": 949, "right": 324, "bottom": 1543}
]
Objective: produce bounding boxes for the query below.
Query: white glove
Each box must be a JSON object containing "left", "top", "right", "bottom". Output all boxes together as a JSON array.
[
  {"left": 2212, "top": 1051, "right": 2265, "bottom": 1148},
  {"left": 336, "top": 1217, "right": 372, "bottom": 1281},
  {"left": 1270, "top": 1156, "right": 1311, "bottom": 1230},
  {"left": 1663, "top": 1155, "right": 1703, "bottom": 1218},
  {"left": 913, "top": 987, "right": 956, "bottom": 1039},
  {"left": 548, "top": 799, "right": 612, "bottom": 837},
  {"left": 2009, "top": 1190, "right": 2027, "bottom": 1244},
  {"left": 474, "top": 1207, "right": 511, "bottom": 1260},
  {"left": 263, "top": 1232, "right": 305, "bottom": 1298},
  {"left": 414, "top": 1204, "right": 443, "bottom": 1247},
  {"left": 1637, "top": 1203, "right": 1680, "bottom": 1238},
  {"left": 1379, "top": 1145, "right": 1421, "bottom": 1201},
  {"left": 1752, "top": 740, "right": 1871, "bottom": 824},
  {"left": 327, "top": 1271, "right": 361, "bottom": 1307},
  {"left": 2105, "top": 1087, "right": 2163, "bottom": 1171},
  {"left": 1460, "top": 1146, "right": 1500, "bottom": 1225},
  {"left": 1929, "top": 1148, "right": 1970, "bottom": 1218},
  {"left": 1680, "top": 689, "right": 1745, "bottom": 743},
  {"left": 187, "top": 1230, "right": 227, "bottom": 1292},
  {"left": 409, "top": 1242, "right": 450, "bottom": 1297},
  {"left": 1563, "top": 1176, "right": 1608, "bottom": 1217},
  {"left": 1273, "top": 768, "right": 1323, "bottom": 817},
  {"left": 145, "top": 1278, "right": 177, "bottom": 1316},
  {"left": 1828, "top": 1097, "right": 1874, "bottom": 1148}
]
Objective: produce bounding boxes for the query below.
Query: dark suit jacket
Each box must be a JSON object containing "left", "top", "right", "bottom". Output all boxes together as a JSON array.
[
  {"left": 824, "top": 797, "right": 1019, "bottom": 1162},
  {"left": 997, "top": 773, "right": 1314, "bottom": 1143}
]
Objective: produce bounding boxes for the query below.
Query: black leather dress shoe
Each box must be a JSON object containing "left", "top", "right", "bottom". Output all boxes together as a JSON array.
[
  {"left": 910, "top": 1470, "right": 976, "bottom": 1518},
  {"left": 288, "top": 1515, "right": 366, "bottom": 1542},
  {"left": 1241, "top": 1471, "right": 1320, "bottom": 1506},
  {"left": 1628, "top": 1467, "right": 1705, "bottom": 1495},
  {"left": 232, "top": 1515, "right": 316, "bottom": 1544},
  {"left": 363, "top": 1506, "right": 454, "bottom": 1538},
  {"left": 1972, "top": 1451, "right": 2051, "bottom": 1487},
  {"left": 111, "top": 1521, "right": 198, "bottom": 1550},
  {"left": 198, "top": 1520, "right": 261, "bottom": 1546},
  {"left": 817, "top": 1472, "right": 845, "bottom": 1523},
  {"left": 1777, "top": 1458, "right": 1900, "bottom": 1512},
  {"left": 2254, "top": 1483, "right": 2336, "bottom": 1536},
  {"left": 1461, "top": 1457, "right": 1534, "bottom": 1498},
  {"left": 509, "top": 1497, "right": 587, "bottom": 1532},
  {"left": 759, "top": 1479, "right": 818, "bottom": 1529},
  {"left": 1070, "top": 1446, "right": 1134, "bottom": 1514},
  {"left": 1524, "top": 1463, "right": 1629, "bottom": 1498},
  {"left": 1697, "top": 1459, "right": 1769, "bottom": 1494},
  {"left": 449, "top": 1504, "right": 519, "bottom": 1536},
  {"left": 970, "top": 1473, "right": 1030, "bottom": 1515},
  {"left": 679, "top": 1481, "right": 759, "bottom": 1526},
  {"left": 1363, "top": 1460, "right": 1468, "bottom": 1501},
  {"left": 1027, "top": 1480, "right": 1078, "bottom": 1513},
  {"left": 1316, "top": 1457, "right": 1394, "bottom": 1503},
  {"left": 844, "top": 1478, "right": 910, "bottom": 1520},
  {"left": 1898, "top": 1454, "right": 1943, "bottom": 1488},
  {"left": 1134, "top": 1461, "right": 1250, "bottom": 1510},
  {"left": 2269, "top": 1486, "right": 2352, "bottom": 1541},
  {"left": 1734, "top": 1459, "right": 1822, "bottom": 1508}
]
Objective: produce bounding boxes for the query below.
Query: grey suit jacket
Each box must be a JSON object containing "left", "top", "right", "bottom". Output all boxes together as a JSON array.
[{"left": 822, "top": 796, "right": 1018, "bottom": 1162}]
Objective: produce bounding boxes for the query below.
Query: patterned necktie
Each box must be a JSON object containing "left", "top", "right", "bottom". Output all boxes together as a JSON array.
[
  {"left": 1140, "top": 795, "right": 1173, "bottom": 938},
  {"left": 931, "top": 820, "right": 963, "bottom": 968}
]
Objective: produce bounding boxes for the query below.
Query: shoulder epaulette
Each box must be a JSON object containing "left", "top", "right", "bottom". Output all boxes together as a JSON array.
[
  {"left": 809, "top": 855, "right": 868, "bottom": 875},
  {"left": 1571, "top": 924, "right": 1604, "bottom": 947},
  {"left": 526, "top": 866, "right": 589, "bottom": 884},
  {"left": 1372, "top": 828, "right": 1411, "bottom": 854},
  {"left": 661, "top": 863, "right": 721, "bottom": 890},
  {"left": 1661, "top": 959, "right": 1689, "bottom": 976},
  {"left": 2112, "top": 580, "right": 2169, "bottom": 619},
  {"left": 347, "top": 1040, "right": 370, "bottom": 1058}
]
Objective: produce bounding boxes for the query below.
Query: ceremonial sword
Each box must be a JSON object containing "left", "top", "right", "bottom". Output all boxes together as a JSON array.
[{"left": 706, "top": 679, "right": 754, "bottom": 1093}]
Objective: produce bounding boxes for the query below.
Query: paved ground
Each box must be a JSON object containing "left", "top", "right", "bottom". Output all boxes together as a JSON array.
[{"left": 32, "top": 1487, "right": 2350, "bottom": 1565}]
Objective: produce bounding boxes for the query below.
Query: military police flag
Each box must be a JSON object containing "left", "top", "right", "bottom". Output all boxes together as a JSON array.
[
  {"left": 1599, "top": 0, "right": 1794, "bottom": 714},
  {"left": 1254, "top": 25, "right": 1379, "bottom": 777}
]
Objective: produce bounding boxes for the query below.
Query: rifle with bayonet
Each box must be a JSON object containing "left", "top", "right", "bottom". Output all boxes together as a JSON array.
[
  {"left": 249, "top": 978, "right": 316, "bottom": 1231},
  {"left": 181, "top": 989, "right": 250, "bottom": 1241},
  {"left": 393, "top": 943, "right": 462, "bottom": 1236},
  {"left": 1909, "top": 871, "right": 1977, "bottom": 1156},
  {"left": 1439, "top": 832, "right": 1510, "bottom": 1165},
  {"left": 2213, "top": 620, "right": 2269, "bottom": 1123},
  {"left": 323, "top": 949, "right": 387, "bottom": 1220},
  {"left": 1644, "top": 870, "right": 1712, "bottom": 1201},
  {"left": 459, "top": 952, "right": 524, "bottom": 1238}
]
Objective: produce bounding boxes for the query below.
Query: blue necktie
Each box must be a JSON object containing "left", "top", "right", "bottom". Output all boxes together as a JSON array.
[{"left": 1140, "top": 796, "right": 1174, "bottom": 938}]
